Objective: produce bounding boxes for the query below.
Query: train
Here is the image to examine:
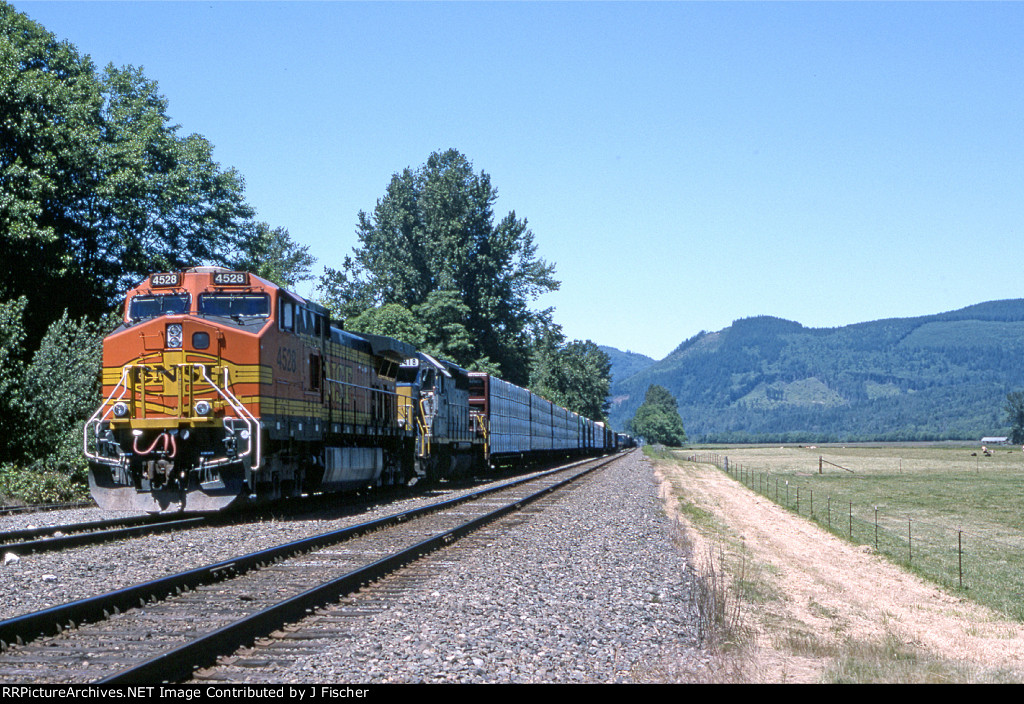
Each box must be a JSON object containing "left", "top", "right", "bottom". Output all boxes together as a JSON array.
[{"left": 84, "top": 268, "right": 629, "bottom": 512}]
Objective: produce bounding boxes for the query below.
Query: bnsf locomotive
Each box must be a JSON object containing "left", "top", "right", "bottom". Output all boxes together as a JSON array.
[{"left": 84, "top": 268, "right": 625, "bottom": 512}]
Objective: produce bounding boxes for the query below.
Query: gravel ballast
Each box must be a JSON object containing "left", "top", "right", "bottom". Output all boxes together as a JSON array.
[{"left": 263, "top": 450, "right": 703, "bottom": 683}]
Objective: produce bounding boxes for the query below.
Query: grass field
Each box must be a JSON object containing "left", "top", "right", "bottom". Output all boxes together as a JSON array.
[{"left": 681, "top": 444, "right": 1024, "bottom": 621}]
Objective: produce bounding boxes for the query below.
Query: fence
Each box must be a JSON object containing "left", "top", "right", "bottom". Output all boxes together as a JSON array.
[{"left": 683, "top": 452, "right": 1024, "bottom": 621}]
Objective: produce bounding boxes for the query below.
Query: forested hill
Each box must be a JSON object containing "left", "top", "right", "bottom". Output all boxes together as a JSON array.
[
  {"left": 606, "top": 300, "right": 1024, "bottom": 442},
  {"left": 599, "top": 346, "right": 656, "bottom": 386}
]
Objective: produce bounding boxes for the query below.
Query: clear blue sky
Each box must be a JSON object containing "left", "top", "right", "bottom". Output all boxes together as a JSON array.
[{"left": 12, "top": 1, "right": 1024, "bottom": 360}]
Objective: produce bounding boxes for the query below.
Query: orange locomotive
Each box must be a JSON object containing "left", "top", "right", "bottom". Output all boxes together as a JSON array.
[{"left": 84, "top": 267, "right": 415, "bottom": 512}]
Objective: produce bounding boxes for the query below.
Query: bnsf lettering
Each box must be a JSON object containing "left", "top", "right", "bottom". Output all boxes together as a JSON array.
[{"left": 140, "top": 365, "right": 210, "bottom": 384}]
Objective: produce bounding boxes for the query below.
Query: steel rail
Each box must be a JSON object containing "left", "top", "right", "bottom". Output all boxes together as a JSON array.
[
  {"left": 0, "top": 515, "right": 207, "bottom": 555},
  {"left": 0, "top": 501, "right": 94, "bottom": 517}
]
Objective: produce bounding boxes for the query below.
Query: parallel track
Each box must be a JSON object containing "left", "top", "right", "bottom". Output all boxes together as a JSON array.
[
  {"left": 0, "top": 453, "right": 620, "bottom": 684},
  {"left": 0, "top": 470, "right": 537, "bottom": 556},
  {"left": 0, "top": 513, "right": 207, "bottom": 555},
  {"left": 0, "top": 501, "right": 94, "bottom": 517}
]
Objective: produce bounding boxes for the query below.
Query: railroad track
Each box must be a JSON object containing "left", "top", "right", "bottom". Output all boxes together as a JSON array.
[
  {"left": 0, "top": 453, "right": 619, "bottom": 684},
  {"left": 0, "top": 501, "right": 94, "bottom": 517},
  {"left": 0, "top": 513, "right": 208, "bottom": 556},
  {"left": 0, "top": 480, "right": 432, "bottom": 556}
]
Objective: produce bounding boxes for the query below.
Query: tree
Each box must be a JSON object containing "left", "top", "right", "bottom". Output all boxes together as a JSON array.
[
  {"left": 530, "top": 325, "right": 612, "bottom": 421},
  {"left": 1, "top": 5, "right": 258, "bottom": 342},
  {"left": 630, "top": 384, "right": 687, "bottom": 446},
  {"left": 1, "top": 3, "right": 103, "bottom": 336},
  {"left": 344, "top": 292, "right": 500, "bottom": 376},
  {"left": 0, "top": 6, "right": 302, "bottom": 494},
  {"left": 227, "top": 222, "right": 316, "bottom": 289},
  {"left": 345, "top": 303, "right": 428, "bottom": 350},
  {"left": 89, "top": 63, "right": 255, "bottom": 304},
  {"left": 319, "top": 149, "right": 558, "bottom": 385},
  {"left": 1004, "top": 391, "right": 1024, "bottom": 445},
  {"left": 0, "top": 297, "right": 28, "bottom": 462},
  {"left": 22, "top": 311, "right": 104, "bottom": 474}
]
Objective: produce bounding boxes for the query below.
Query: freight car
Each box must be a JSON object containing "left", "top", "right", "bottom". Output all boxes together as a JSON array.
[
  {"left": 467, "top": 372, "right": 616, "bottom": 467},
  {"left": 84, "top": 268, "right": 624, "bottom": 512}
]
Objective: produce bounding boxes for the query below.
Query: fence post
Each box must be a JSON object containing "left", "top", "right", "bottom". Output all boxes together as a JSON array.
[{"left": 958, "top": 530, "right": 963, "bottom": 590}]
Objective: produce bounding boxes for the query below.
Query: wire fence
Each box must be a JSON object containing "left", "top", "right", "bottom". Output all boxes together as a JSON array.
[{"left": 683, "top": 452, "right": 1024, "bottom": 621}]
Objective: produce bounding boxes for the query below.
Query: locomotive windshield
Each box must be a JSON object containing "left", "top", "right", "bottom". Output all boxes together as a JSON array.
[
  {"left": 128, "top": 294, "right": 191, "bottom": 321},
  {"left": 198, "top": 293, "right": 270, "bottom": 318}
]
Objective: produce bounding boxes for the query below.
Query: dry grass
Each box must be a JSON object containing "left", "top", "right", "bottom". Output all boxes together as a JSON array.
[{"left": 647, "top": 447, "right": 1024, "bottom": 683}]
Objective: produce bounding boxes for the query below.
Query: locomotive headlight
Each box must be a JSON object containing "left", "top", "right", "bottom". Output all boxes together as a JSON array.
[
  {"left": 194, "top": 400, "right": 212, "bottom": 416},
  {"left": 166, "top": 323, "right": 183, "bottom": 349},
  {"left": 112, "top": 401, "right": 129, "bottom": 418}
]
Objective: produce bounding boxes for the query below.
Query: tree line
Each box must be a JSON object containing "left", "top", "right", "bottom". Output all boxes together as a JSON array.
[{"left": 0, "top": 4, "right": 612, "bottom": 499}]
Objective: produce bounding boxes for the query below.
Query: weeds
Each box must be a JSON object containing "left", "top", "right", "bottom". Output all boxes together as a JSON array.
[
  {"left": 669, "top": 514, "right": 748, "bottom": 653},
  {"left": 821, "top": 632, "right": 1019, "bottom": 683},
  {"left": 688, "top": 543, "right": 748, "bottom": 651},
  {"left": 0, "top": 462, "right": 88, "bottom": 504}
]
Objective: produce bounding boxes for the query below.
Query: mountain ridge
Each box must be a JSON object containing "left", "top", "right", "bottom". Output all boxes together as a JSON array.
[{"left": 604, "top": 299, "right": 1024, "bottom": 442}]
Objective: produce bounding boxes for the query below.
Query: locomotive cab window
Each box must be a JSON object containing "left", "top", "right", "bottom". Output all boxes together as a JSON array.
[
  {"left": 397, "top": 366, "right": 419, "bottom": 383},
  {"left": 198, "top": 293, "right": 270, "bottom": 318},
  {"left": 279, "top": 299, "right": 294, "bottom": 331},
  {"left": 128, "top": 294, "right": 191, "bottom": 321}
]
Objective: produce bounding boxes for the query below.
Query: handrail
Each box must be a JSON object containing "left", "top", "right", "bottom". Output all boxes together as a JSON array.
[
  {"left": 416, "top": 397, "right": 431, "bottom": 457},
  {"left": 83, "top": 367, "right": 132, "bottom": 461},
  {"left": 83, "top": 363, "right": 260, "bottom": 471},
  {"left": 203, "top": 365, "right": 261, "bottom": 471}
]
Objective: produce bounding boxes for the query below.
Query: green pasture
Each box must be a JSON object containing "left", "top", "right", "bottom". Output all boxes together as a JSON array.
[{"left": 681, "top": 445, "right": 1024, "bottom": 621}]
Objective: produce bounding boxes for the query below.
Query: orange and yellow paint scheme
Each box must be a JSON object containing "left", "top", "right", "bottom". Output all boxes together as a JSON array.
[{"left": 85, "top": 268, "right": 414, "bottom": 512}]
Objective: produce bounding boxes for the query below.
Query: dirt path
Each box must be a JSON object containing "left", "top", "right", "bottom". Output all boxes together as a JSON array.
[{"left": 653, "top": 454, "right": 1024, "bottom": 683}]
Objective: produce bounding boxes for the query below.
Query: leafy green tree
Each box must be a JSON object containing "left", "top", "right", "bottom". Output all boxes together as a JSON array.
[
  {"left": 346, "top": 303, "right": 428, "bottom": 350},
  {"left": 530, "top": 326, "right": 612, "bottom": 421},
  {"left": 344, "top": 292, "right": 499, "bottom": 375},
  {"left": 0, "top": 297, "right": 28, "bottom": 462},
  {"left": 1004, "top": 391, "right": 1024, "bottom": 445},
  {"left": 630, "top": 384, "right": 687, "bottom": 446},
  {"left": 228, "top": 222, "right": 316, "bottom": 289},
  {"left": 1, "top": 4, "right": 103, "bottom": 332},
  {"left": 1, "top": 5, "right": 257, "bottom": 341},
  {"left": 0, "top": 6, "right": 299, "bottom": 495},
  {"left": 319, "top": 149, "right": 558, "bottom": 385},
  {"left": 411, "top": 290, "right": 484, "bottom": 371},
  {"left": 22, "top": 311, "right": 104, "bottom": 474},
  {"left": 90, "top": 63, "right": 255, "bottom": 302}
]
